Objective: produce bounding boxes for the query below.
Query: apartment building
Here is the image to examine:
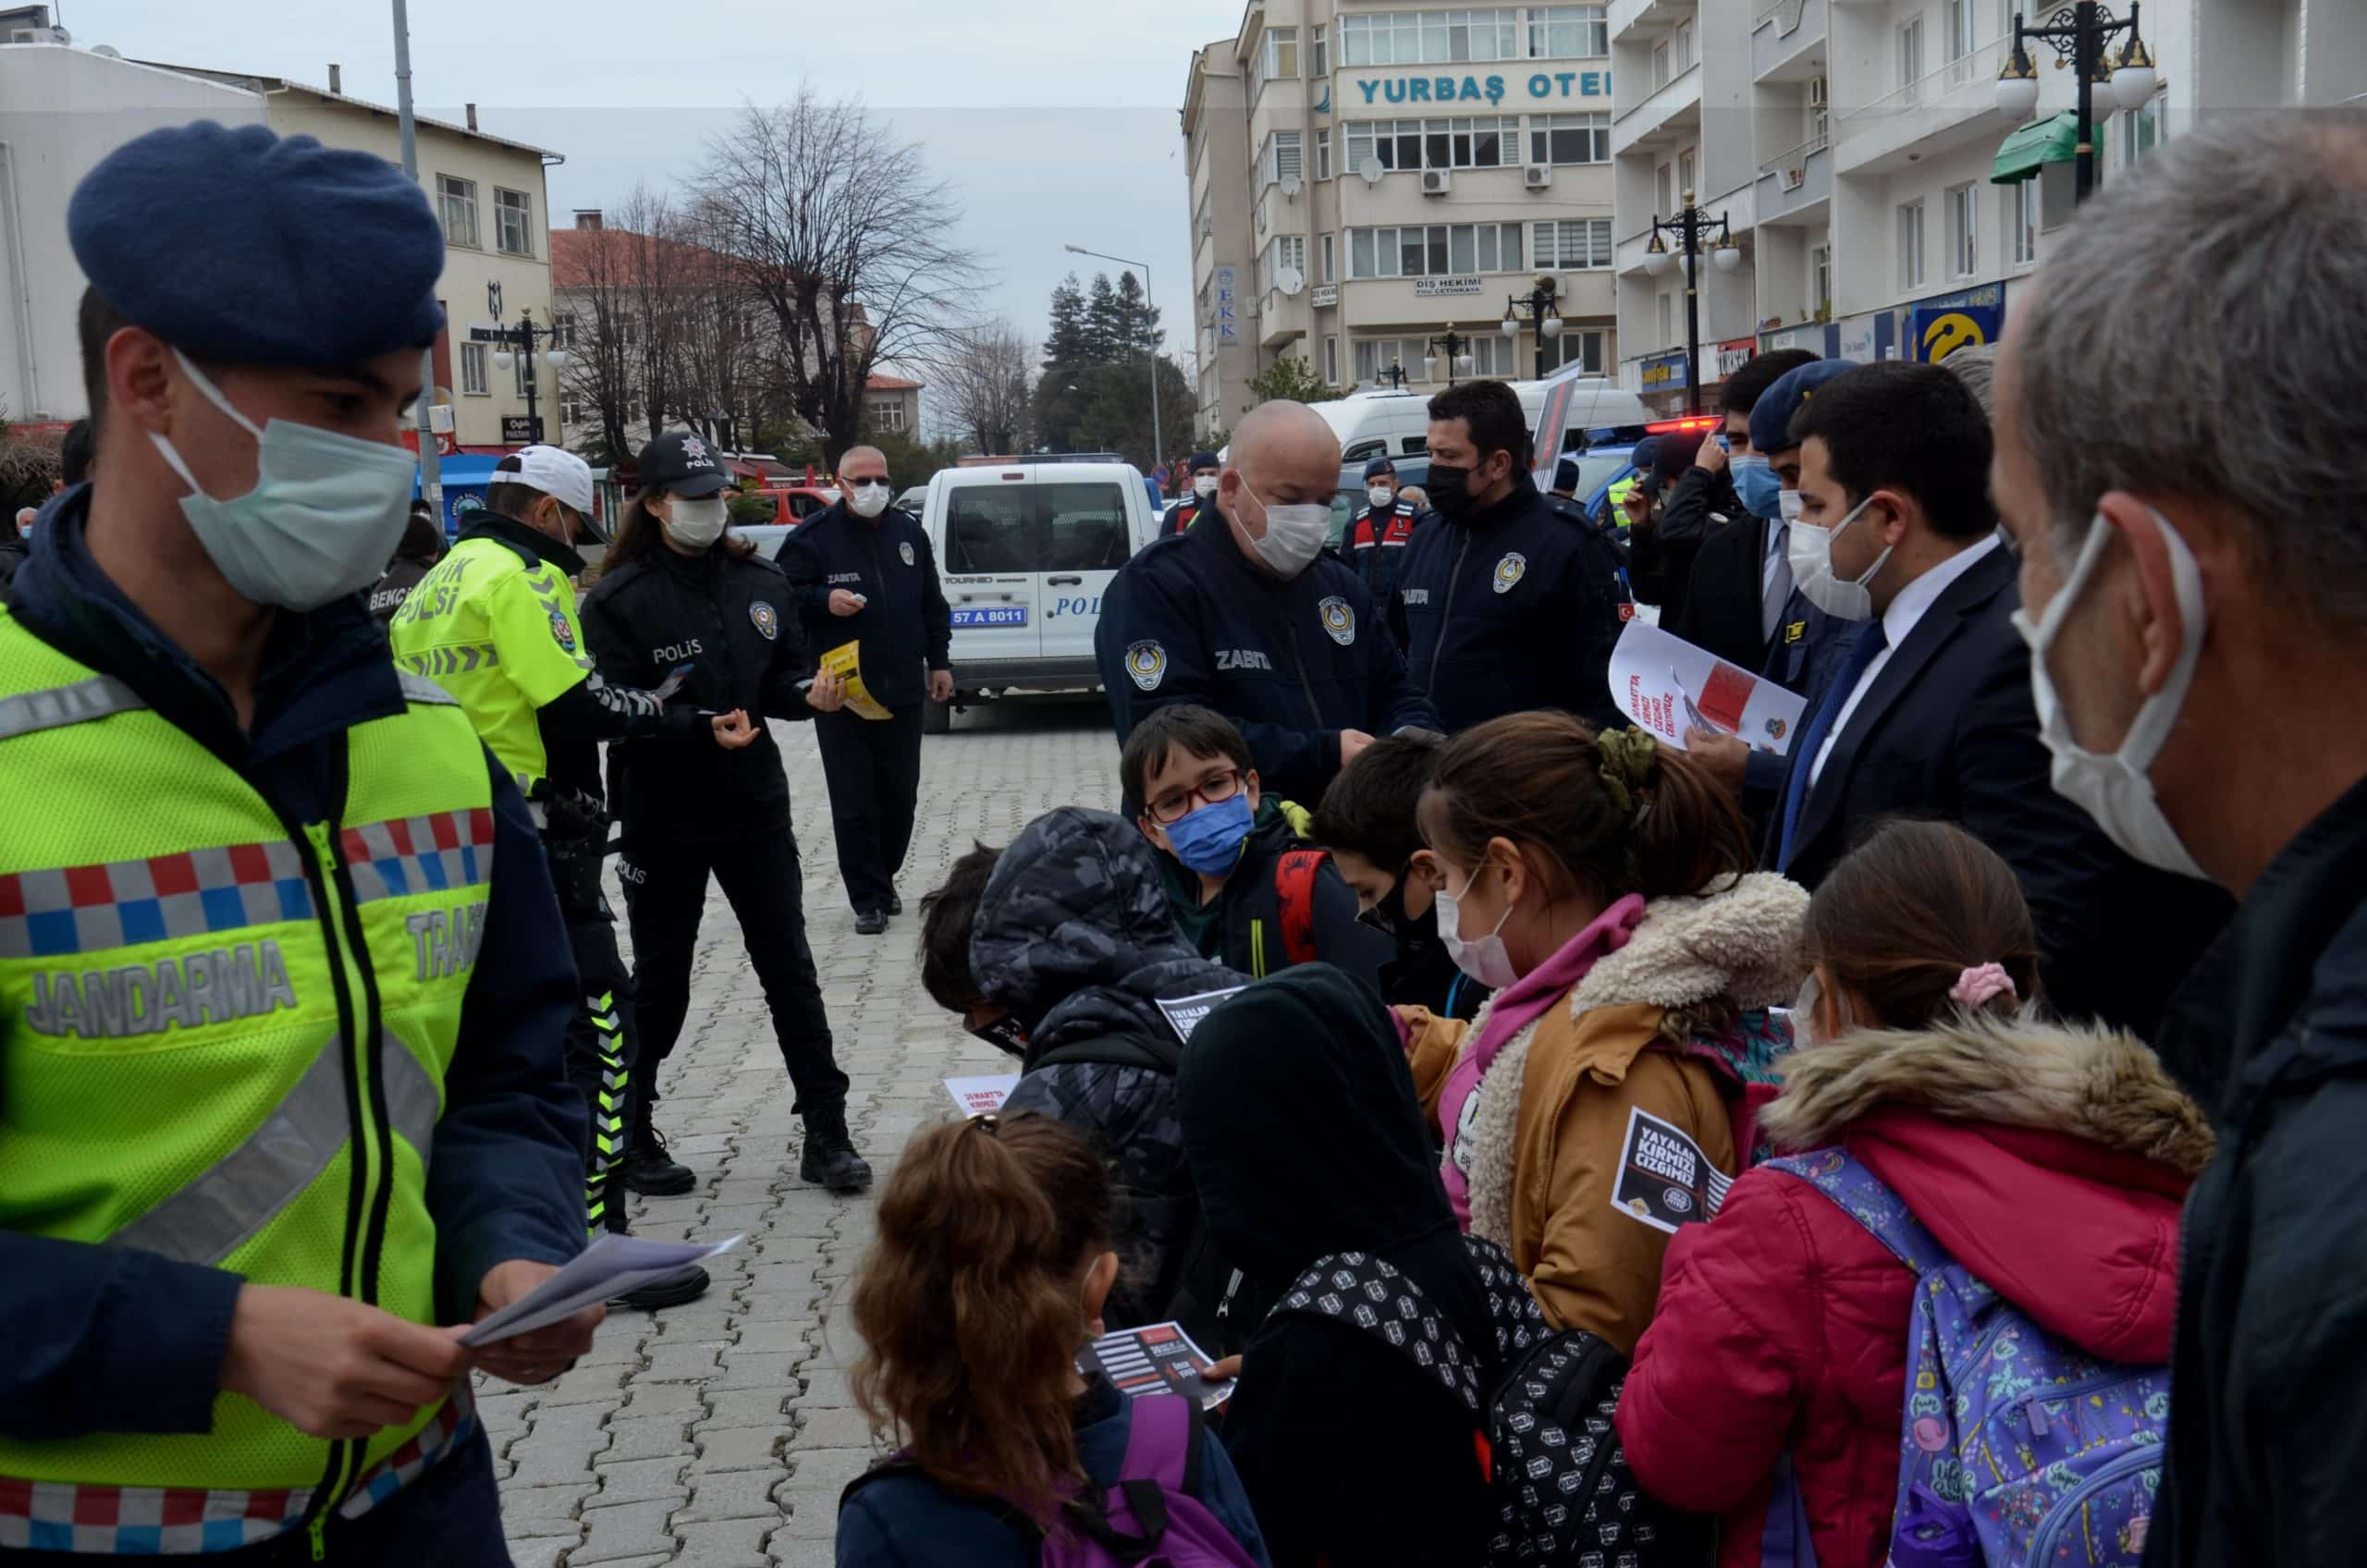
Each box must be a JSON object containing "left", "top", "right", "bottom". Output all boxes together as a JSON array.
[
  {"left": 1608, "top": 0, "right": 2367, "bottom": 413},
  {"left": 1184, "top": 1, "right": 1625, "bottom": 434}
]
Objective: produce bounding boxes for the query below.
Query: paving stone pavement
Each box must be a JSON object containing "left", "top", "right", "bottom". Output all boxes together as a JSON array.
[{"left": 488, "top": 696, "right": 1118, "bottom": 1566}]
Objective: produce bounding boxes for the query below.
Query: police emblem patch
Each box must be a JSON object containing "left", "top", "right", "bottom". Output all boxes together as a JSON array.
[
  {"left": 899, "top": 541, "right": 914, "bottom": 567},
  {"left": 750, "top": 600, "right": 779, "bottom": 641},
  {"left": 1318, "top": 595, "right": 1356, "bottom": 646},
  {"left": 1493, "top": 552, "right": 1528, "bottom": 594},
  {"left": 549, "top": 611, "right": 575, "bottom": 650},
  {"left": 1765, "top": 716, "right": 1787, "bottom": 741},
  {"left": 1125, "top": 640, "right": 1168, "bottom": 692}
]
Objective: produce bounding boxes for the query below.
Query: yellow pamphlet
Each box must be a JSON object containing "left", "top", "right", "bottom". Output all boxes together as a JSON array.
[{"left": 819, "top": 640, "right": 893, "bottom": 721}]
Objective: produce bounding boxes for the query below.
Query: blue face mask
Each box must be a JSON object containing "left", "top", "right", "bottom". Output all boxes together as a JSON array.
[
  {"left": 1732, "top": 454, "right": 1782, "bottom": 521},
  {"left": 1162, "top": 792, "right": 1256, "bottom": 875}
]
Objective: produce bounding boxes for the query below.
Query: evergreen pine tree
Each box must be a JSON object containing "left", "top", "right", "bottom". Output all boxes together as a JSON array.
[
  {"left": 1041, "top": 275, "right": 1091, "bottom": 373},
  {"left": 1083, "top": 274, "right": 1123, "bottom": 363}
]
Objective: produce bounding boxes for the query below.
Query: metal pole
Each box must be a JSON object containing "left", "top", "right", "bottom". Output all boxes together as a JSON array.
[
  {"left": 2073, "top": 0, "right": 2097, "bottom": 202},
  {"left": 1682, "top": 210, "right": 1703, "bottom": 418},
  {"left": 1536, "top": 296, "right": 1549, "bottom": 382},
  {"left": 1145, "top": 261, "right": 1162, "bottom": 475},
  {"left": 390, "top": 0, "right": 441, "bottom": 521},
  {"left": 520, "top": 314, "right": 540, "bottom": 443}
]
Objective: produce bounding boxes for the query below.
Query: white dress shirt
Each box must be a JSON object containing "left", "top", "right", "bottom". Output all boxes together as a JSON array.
[{"left": 1808, "top": 533, "right": 2003, "bottom": 789}]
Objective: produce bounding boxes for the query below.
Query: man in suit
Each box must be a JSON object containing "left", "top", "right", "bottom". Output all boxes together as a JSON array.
[{"left": 1767, "top": 361, "right": 2226, "bottom": 1036}]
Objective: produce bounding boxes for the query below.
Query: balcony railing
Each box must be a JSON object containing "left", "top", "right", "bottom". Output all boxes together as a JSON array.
[
  {"left": 1839, "top": 34, "right": 2009, "bottom": 131},
  {"left": 1755, "top": 0, "right": 1807, "bottom": 34},
  {"left": 1757, "top": 129, "right": 1831, "bottom": 186}
]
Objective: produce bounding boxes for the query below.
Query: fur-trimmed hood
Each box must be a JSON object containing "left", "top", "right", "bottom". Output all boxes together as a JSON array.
[
  {"left": 1567, "top": 872, "right": 1809, "bottom": 1017},
  {"left": 1761, "top": 1013, "right": 2214, "bottom": 1177}
]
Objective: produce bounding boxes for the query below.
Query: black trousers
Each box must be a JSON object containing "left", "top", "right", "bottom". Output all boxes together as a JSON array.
[
  {"left": 561, "top": 910, "right": 636, "bottom": 1235},
  {"left": 813, "top": 704, "right": 924, "bottom": 914},
  {"left": 618, "top": 826, "right": 848, "bottom": 1118}
]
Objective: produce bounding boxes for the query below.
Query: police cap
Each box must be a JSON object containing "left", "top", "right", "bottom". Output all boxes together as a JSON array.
[{"left": 636, "top": 429, "right": 733, "bottom": 498}]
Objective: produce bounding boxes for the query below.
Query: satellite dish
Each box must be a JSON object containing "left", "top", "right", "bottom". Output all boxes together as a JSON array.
[
  {"left": 1281, "top": 175, "right": 1304, "bottom": 198},
  {"left": 1277, "top": 266, "right": 1306, "bottom": 297},
  {"left": 92, "top": 43, "right": 121, "bottom": 57},
  {"left": 1358, "top": 157, "right": 1384, "bottom": 186}
]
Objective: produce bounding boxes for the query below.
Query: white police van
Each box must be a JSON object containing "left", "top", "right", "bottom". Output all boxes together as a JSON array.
[{"left": 920, "top": 459, "right": 1160, "bottom": 733}]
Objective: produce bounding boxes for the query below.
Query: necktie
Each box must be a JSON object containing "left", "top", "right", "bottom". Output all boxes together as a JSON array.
[
  {"left": 1761, "top": 520, "right": 1794, "bottom": 645},
  {"left": 1777, "top": 619, "right": 1889, "bottom": 872}
]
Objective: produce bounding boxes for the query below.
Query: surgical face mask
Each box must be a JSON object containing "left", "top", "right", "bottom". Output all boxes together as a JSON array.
[
  {"left": 1777, "top": 487, "right": 1807, "bottom": 524},
  {"left": 845, "top": 478, "right": 892, "bottom": 520},
  {"left": 1243, "top": 485, "right": 1331, "bottom": 577},
  {"left": 147, "top": 349, "right": 419, "bottom": 611},
  {"left": 2012, "top": 508, "right": 2209, "bottom": 880},
  {"left": 662, "top": 495, "right": 729, "bottom": 549},
  {"left": 1367, "top": 484, "right": 1395, "bottom": 509},
  {"left": 1194, "top": 473, "right": 1220, "bottom": 499},
  {"left": 1161, "top": 792, "right": 1256, "bottom": 875},
  {"left": 1732, "top": 455, "right": 1781, "bottom": 521},
  {"left": 1434, "top": 867, "right": 1518, "bottom": 990},
  {"left": 1787, "top": 492, "right": 1893, "bottom": 622},
  {"left": 1790, "top": 969, "right": 1851, "bottom": 1047}
]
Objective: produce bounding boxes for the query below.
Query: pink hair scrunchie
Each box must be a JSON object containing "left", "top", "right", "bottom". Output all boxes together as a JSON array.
[{"left": 1950, "top": 962, "right": 2017, "bottom": 1009}]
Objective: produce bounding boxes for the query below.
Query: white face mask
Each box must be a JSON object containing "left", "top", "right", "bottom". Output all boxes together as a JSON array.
[
  {"left": 845, "top": 478, "right": 892, "bottom": 519},
  {"left": 1194, "top": 473, "right": 1220, "bottom": 499},
  {"left": 663, "top": 495, "right": 729, "bottom": 549},
  {"left": 148, "top": 349, "right": 419, "bottom": 612},
  {"left": 1367, "top": 484, "right": 1395, "bottom": 509},
  {"left": 1777, "top": 487, "right": 1806, "bottom": 524},
  {"left": 1435, "top": 869, "right": 1519, "bottom": 990},
  {"left": 1787, "top": 492, "right": 1894, "bottom": 621},
  {"left": 2012, "top": 508, "right": 2209, "bottom": 880},
  {"left": 1242, "top": 485, "right": 1331, "bottom": 577}
]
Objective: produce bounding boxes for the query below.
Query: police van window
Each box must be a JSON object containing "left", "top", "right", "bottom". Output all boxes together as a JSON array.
[
  {"left": 946, "top": 488, "right": 1031, "bottom": 574},
  {"left": 1343, "top": 437, "right": 1386, "bottom": 461},
  {"left": 1037, "top": 484, "right": 1130, "bottom": 571},
  {"left": 1400, "top": 435, "right": 1428, "bottom": 455}
]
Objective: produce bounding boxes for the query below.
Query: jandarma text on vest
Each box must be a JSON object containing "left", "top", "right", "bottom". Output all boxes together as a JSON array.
[{"left": 24, "top": 940, "right": 299, "bottom": 1038}]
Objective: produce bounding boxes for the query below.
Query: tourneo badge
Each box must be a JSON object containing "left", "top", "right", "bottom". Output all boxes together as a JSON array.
[
  {"left": 750, "top": 600, "right": 779, "bottom": 641},
  {"left": 549, "top": 611, "right": 575, "bottom": 650},
  {"left": 1493, "top": 552, "right": 1528, "bottom": 594},
  {"left": 899, "top": 541, "right": 915, "bottom": 567},
  {"left": 1125, "top": 640, "right": 1168, "bottom": 692},
  {"left": 1318, "top": 595, "right": 1355, "bottom": 646}
]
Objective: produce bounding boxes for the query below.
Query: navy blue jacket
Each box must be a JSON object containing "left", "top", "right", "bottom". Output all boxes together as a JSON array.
[
  {"left": 1095, "top": 509, "right": 1440, "bottom": 806},
  {"left": 2, "top": 489, "right": 586, "bottom": 1443},
  {"left": 1389, "top": 475, "right": 1627, "bottom": 732},
  {"left": 776, "top": 501, "right": 950, "bottom": 712}
]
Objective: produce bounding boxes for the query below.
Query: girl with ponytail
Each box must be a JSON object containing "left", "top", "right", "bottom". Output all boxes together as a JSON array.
[
  {"left": 1618, "top": 820, "right": 2213, "bottom": 1568},
  {"left": 838, "top": 1115, "right": 1269, "bottom": 1567}
]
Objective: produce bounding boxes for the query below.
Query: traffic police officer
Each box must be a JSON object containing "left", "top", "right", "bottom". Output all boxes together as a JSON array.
[
  {"left": 1390, "top": 380, "right": 1628, "bottom": 731},
  {"left": 388, "top": 446, "right": 714, "bottom": 1309},
  {"left": 1095, "top": 401, "right": 1440, "bottom": 806},
  {"left": 777, "top": 446, "right": 951, "bottom": 935},
  {"left": 1, "top": 120, "right": 593, "bottom": 1558},
  {"left": 1342, "top": 455, "right": 1424, "bottom": 620},
  {"left": 1158, "top": 449, "right": 1223, "bottom": 537}
]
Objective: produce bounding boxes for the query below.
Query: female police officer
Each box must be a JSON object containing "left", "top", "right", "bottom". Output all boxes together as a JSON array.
[{"left": 581, "top": 430, "right": 870, "bottom": 1194}]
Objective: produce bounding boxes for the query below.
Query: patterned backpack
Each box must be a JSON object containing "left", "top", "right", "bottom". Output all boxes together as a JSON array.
[
  {"left": 1764, "top": 1149, "right": 2169, "bottom": 1568},
  {"left": 1269, "top": 1234, "right": 1711, "bottom": 1568}
]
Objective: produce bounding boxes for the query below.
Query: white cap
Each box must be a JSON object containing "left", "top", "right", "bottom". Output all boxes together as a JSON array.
[{"left": 499, "top": 445, "right": 595, "bottom": 517}]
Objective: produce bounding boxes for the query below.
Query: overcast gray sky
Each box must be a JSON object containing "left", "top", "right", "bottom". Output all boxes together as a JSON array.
[{"left": 71, "top": 0, "right": 1225, "bottom": 377}]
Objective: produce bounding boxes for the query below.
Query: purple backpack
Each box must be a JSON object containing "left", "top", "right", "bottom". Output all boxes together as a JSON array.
[{"left": 1762, "top": 1149, "right": 2168, "bottom": 1568}]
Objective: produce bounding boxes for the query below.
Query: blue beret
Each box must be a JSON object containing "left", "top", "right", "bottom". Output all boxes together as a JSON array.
[
  {"left": 1189, "top": 450, "right": 1221, "bottom": 471},
  {"left": 1627, "top": 437, "right": 1662, "bottom": 474},
  {"left": 1552, "top": 457, "right": 1580, "bottom": 491},
  {"left": 1749, "top": 360, "right": 1856, "bottom": 457},
  {"left": 68, "top": 121, "right": 446, "bottom": 368},
  {"left": 1362, "top": 456, "right": 1396, "bottom": 481}
]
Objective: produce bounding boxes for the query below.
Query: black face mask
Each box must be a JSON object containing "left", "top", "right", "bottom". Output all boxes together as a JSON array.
[
  {"left": 966, "top": 1011, "right": 1030, "bottom": 1059},
  {"left": 1355, "top": 876, "right": 1410, "bottom": 941},
  {"left": 1426, "top": 457, "right": 1500, "bottom": 520}
]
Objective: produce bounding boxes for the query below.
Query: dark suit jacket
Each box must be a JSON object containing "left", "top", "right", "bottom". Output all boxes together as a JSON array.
[
  {"left": 1766, "top": 544, "right": 2229, "bottom": 1037},
  {"left": 1673, "top": 509, "right": 1783, "bottom": 674}
]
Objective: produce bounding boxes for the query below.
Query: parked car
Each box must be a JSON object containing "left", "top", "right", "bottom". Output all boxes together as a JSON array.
[
  {"left": 737, "top": 484, "right": 841, "bottom": 527},
  {"left": 921, "top": 459, "right": 1160, "bottom": 734},
  {"left": 895, "top": 484, "right": 929, "bottom": 514}
]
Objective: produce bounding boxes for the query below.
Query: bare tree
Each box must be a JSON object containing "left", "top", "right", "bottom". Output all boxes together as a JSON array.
[
  {"left": 556, "top": 184, "right": 693, "bottom": 461},
  {"left": 693, "top": 90, "right": 982, "bottom": 465},
  {"left": 936, "top": 320, "right": 1035, "bottom": 455}
]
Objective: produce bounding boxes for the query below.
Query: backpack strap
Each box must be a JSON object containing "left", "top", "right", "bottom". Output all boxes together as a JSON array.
[
  {"left": 1269, "top": 1250, "right": 1486, "bottom": 1418},
  {"left": 1117, "top": 1391, "right": 1204, "bottom": 1495},
  {"left": 839, "top": 1456, "right": 1046, "bottom": 1550},
  {"left": 1760, "top": 1149, "right": 1952, "bottom": 1277},
  {"left": 1029, "top": 1034, "right": 1184, "bottom": 1075},
  {"left": 1274, "top": 848, "right": 1326, "bottom": 968}
]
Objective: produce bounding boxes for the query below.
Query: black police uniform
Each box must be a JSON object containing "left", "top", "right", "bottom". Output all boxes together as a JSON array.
[
  {"left": 580, "top": 527, "right": 858, "bottom": 1180},
  {"left": 1094, "top": 505, "right": 1441, "bottom": 806},
  {"left": 776, "top": 499, "right": 950, "bottom": 923},
  {"left": 1389, "top": 473, "right": 1627, "bottom": 732}
]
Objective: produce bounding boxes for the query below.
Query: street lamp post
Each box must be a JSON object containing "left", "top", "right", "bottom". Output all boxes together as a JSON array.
[
  {"left": 1640, "top": 192, "right": 1740, "bottom": 417},
  {"left": 1063, "top": 243, "right": 1163, "bottom": 473},
  {"left": 488, "top": 285, "right": 570, "bottom": 446},
  {"left": 1997, "top": 3, "right": 2155, "bottom": 202},
  {"left": 1501, "top": 277, "right": 1565, "bottom": 382},
  {"left": 1424, "top": 326, "right": 1474, "bottom": 388}
]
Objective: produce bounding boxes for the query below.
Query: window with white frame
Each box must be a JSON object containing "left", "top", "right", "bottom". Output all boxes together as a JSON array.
[
  {"left": 2007, "top": 179, "right": 2037, "bottom": 265},
  {"left": 1316, "top": 129, "right": 1333, "bottom": 180},
  {"left": 1811, "top": 243, "right": 1833, "bottom": 312},
  {"left": 1465, "top": 335, "right": 1518, "bottom": 377},
  {"left": 1898, "top": 199, "right": 1926, "bottom": 289},
  {"left": 1674, "top": 19, "right": 1695, "bottom": 72},
  {"left": 1348, "top": 222, "right": 1527, "bottom": 277},
  {"left": 559, "top": 398, "right": 585, "bottom": 428},
  {"left": 1655, "top": 163, "right": 1673, "bottom": 216},
  {"left": 1527, "top": 6, "right": 1609, "bottom": 58},
  {"left": 1656, "top": 293, "right": 1673, "bottom": 347},
  {"left": 1531, "top": 218, "right": 1613, "bottom": 269},
  {"left": 1321, "top": 233, "right": 1336, "bottom": 283},
  {"left": 1652, "top": 40, "right": 1670, "bottom": 90},
  {"left": 1947, "top": 182, "right": 1978, "bottom": 276},
  {"left": 1312, "top": 23, "right": 1330, "bottom": 75},
  {"left": 460, "top": 341, "right": 490, "bottom": 397},
  {"left": 1341, "top": 9, "right": 1523, "bottom": 66},
  {"left": 1809, "top": 74, "right": 1830, "bottom": 146},
  {"left": 495, "top": 188, "right": 533, "bottom": 256},
  {"left": 1677, "top": 148, "right": 1695, "bottom": 202},
  {"left": 552, "top": 311, "right": 579, "bottom": 349},
  {"left": 1355, "top": 338, "right": 1429, "bottom": 384},
  {"left": 1263, "top": 130, "right": 1305, "bottom": 187},
  {"left": 436, "top": 175, "right": 480, "bottom": 249},
  {"left": 1898, "top": 18, "right": 1925, "bottom": 102},
  {"left": 1946, "top": 0, "right": 1981, "bottom": 82},
  {"left": 1528, "top": 113, "right": 1610, "bottom": 165},
  {"left": 1324, "top": 335, "right": 1342, "bottom": 384},
  {"left": 1259, "top": 27, "right": 1299, "bottom": 86},
  {"left": 1541, "top": 329, "right": 1605, "bottom": 374},
  {"left": 1258, "top": 234, "right": 1308, "bottom": 294},
  {"left": 868, "top": 398, "right": 907, "bottom": 434},
  {"left": 2118, "top": 91, "right": 2165, "bottom": 167},
  {"left": 1344, "top": 116, "right": 1522, "bottom": 173}
]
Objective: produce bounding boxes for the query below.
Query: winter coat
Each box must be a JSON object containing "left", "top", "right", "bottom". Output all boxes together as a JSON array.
[
  {"left": 969, "top": 807, "right": 1251, "bottom": 1330},
  {"left": 1402, "top": 873, "right": 1808, "bottom": 1351},
  {"left": 1617, "top": 1016, "right": 2212, "bottom": 1568},
  {"left": 1157, "top": 796, "right": 1393, "bottom": 989}
]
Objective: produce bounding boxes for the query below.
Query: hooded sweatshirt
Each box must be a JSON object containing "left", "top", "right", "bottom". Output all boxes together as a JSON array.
[
  {"left": 969, "top": 807, "right": 1250, "bottom": 1329},
  {"left": 1616, "top": 1016, "right": 2211, "bottom": 1568},
  {"left": 1182, "top": 966, "right": 1502, "bottom": 1568}
]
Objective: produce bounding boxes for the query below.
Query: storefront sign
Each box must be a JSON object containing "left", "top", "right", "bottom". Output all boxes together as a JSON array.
[
  {"left": 1215, "top": 265, "right": 1238, "bottom": 343},
  {"left": 1639, "top": 350, "right": 1690, "bottom": 392},
  {"left": 1310, "top": 284, "right": 1339, "bottom": 308},
  {"left": 1760, "top": 323, "right": 1842, "bottom": 359},
  {"left": 502, "top": 415, "right": 546, "bottom": 445},
  {"left": 1412, "top": 276, "right": 1482, "bottom": 298},
  {"left": 1837, "top": 312, "right": 1896, "bottom": 364},
  {"left": 1904, "top": 283, "right": 2005, "bottom": 363},
  {"left": 1715, "top": 337, "right": 1758, "bottom": 380},
  {"left": 1353, "top": 68, "right": 1611, "bottom": 107}
]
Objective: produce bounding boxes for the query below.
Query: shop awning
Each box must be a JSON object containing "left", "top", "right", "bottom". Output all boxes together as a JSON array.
[{"left": 1993, "top": 112, "right": 2079, "bottom": 184}]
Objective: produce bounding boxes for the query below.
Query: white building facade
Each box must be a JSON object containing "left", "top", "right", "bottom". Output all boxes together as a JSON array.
[
  {"left": 1609, "top": 0, "right": 2367, "bottom": 413},
  {"left": 1185, "top": 2, "right": 1627, "bottom": 435}
]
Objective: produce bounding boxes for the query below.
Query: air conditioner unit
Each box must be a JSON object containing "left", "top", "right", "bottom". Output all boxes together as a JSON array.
[
  {"left": 1524, "top": 165, "right": 1553, "bottom": 190},
  {"left": 1782, "top": 165, "right": 1807, "bottom": 191},
  {"left": 1420, "top": 168, "right": 1453, "bottom": 196}
]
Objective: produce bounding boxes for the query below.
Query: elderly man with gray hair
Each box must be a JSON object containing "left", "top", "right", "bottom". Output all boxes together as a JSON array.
[{"left": 1992, "top": 108, "right": 2367, "bottom": 1568}]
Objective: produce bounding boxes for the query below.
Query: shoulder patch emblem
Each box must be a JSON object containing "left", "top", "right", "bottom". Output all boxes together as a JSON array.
[
  {"left": 549, "top": 611, "right": 575, "bottom": 650},
  {"left": 1492, "top": 551, "right": 1528, "bottom": 594},
  {"left": 750, "top": 600, "right": 779, "bottom": 641},
  {"left": 1318, "top": 595, "right": 1356, "bottom": 647},
  {"left": 899, "top": 541, "right": 915, "bottom": 567},
  {"left": 1125, "top": 640, "right": 1168, "bottom": 692}
]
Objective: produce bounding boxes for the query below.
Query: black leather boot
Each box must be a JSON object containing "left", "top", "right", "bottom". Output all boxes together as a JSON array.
[
  {"left": 799, "top": 1108, "right": 873, "bottom": 1194},
  {"left": 617, "top": 1118, "right": 696, "bottom": 1196}
]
